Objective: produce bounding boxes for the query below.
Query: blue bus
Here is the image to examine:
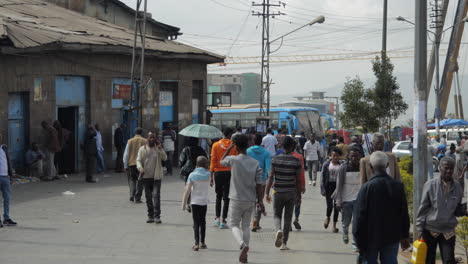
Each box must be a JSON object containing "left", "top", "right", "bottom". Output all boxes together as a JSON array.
[{"left": 209, "top": 106, "right": 324, "bottom": 137}]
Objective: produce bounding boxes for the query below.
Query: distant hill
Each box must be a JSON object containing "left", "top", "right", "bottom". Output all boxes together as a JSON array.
[{"left": 271, "top": 72, "right": 468, "bottom": 126}]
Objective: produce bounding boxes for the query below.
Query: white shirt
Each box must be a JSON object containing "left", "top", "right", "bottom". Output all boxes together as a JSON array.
[
  {"left": 303, "top": 140, "right": 323, "bottom": 161},
  {"left": 262, "top": 134, "right": 278, "bottom": 157},
  {"left": 0, "top": 146, "right": 8, "bottom": 176},
  {"left": 187, "top": 168, "right": 211, "bottom": 206},
  {"left": 342, "top": 171, "right": 361, "bottom": 202}
]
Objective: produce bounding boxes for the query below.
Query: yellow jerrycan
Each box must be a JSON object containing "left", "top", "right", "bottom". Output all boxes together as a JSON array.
[{"left": 411, "top": 239, "right": 427, "bottom": 264}]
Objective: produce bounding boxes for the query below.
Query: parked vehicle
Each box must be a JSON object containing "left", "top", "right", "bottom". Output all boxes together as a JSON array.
[{"left": 392, "top": 140, "right": 439, "bottom": 172}]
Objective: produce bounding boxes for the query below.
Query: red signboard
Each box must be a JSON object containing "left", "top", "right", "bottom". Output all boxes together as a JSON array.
[{"left": 113, "top": 84, "right": 131, "bottom": 99}]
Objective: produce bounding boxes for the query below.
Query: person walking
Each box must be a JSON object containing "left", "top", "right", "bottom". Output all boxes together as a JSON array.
[
  {"left": 247, "top": 133, "right": 271, "bottom": 232},
  {"left": 332, "top": 147, "right": 361, "bottom": 245},
  {"left": 123, "top": 127, "right": 147, "bottom": 203},
  {"left": 83, "top": 124, "right": 98, "bottom": 183},
  {"left": 416, "top": 157, "right": 466, "bottom": 264},
  {"left": 162, "top": 124, "right": 176, "bottom": 176},
  {"left": 349, "top": 136, "right": 365, "bottom": 157},
  {"left": 0, "top": 133, "right": 17, "bottom": 227},
  {"left": 362, "top": 129, "right": 373, "bottom": 157},
  {"left": 265, "top": 136, "right": 302, "bottom": 250},
  {"left": 182, "top": 156, "right": 210, "bottom": 251},
  {"left": 220, "top": 134, "right": 264, "bottom": 264},
  {"left": 210, "top": 127, "right": 238, "bottom": 229},
  {"left": 336, "top": 136, "right": 348, "bottom": 160},
  {"left": 40, "top": 121, "right": 61, "bottom": 181},
  {"left": 353, "top": 151, "right": 411, "bottom": 264},
  {"left": 262, "top": 128, "right": 278, "bottom": 157},
  {"left": 95, "top": 123, "right": 105, "bottom": 174},
  {"left": 303, "top": 134, "right": 323, "bottom": 186},
  {"left": 321, "top": 147, "right": 342, "bottom": 233},
  {"left": 291, "top": 140, "right": 305, "bottom": 231},
  {"left": 136, "top": 132, "right": 167, "bottom": 224},
  {"left": 360, "top": 133, "right": 400, "bottom": 184},
  {"left": 25, "top": 142, "right": 44, "bottom": 178},
  {"left": 114, "top": 123, "right": 126, "bottom": 173}
]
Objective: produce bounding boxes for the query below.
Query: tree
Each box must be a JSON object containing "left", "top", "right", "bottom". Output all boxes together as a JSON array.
[
  {"left": 372, "top": 55, "right": 408, "bottom": 136},
  {"left": 338, "top": 76, "right": 380, "bottom": 132}
]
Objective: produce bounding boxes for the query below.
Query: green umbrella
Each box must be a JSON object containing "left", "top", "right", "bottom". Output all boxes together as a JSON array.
[{"left": 178, "top": 124, "right": 223, "bottom": 139}]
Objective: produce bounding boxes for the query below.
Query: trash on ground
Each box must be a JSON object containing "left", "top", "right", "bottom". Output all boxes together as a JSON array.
[{"left": 62, "top": 191, "right": 75, "bottom": 196}]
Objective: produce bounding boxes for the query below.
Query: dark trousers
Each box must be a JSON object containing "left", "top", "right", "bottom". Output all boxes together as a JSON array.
[
  {"left": 142, "top": 179, "right": 162, "bottom": 219},
  {"left": 127, "top": 166, "right": 143, "bottom": 200},
  {"left": 214, "top": 171, "right": 231, "bottom": 220},
  {"left": 294, "top": 202, "right": 301, "bottom": 219},
  {"left": 115, "top": 146, "right": 124, "bottom": 172},
  {"left": 273, "top": 191, "right": 296, "bottom": 244},
  {"left": 165, "top": 151, "right": 174, "bottom": 175},
  {"left": 423, "top": 230, "right": 456, "bottom": 264},
  {"left": 192, "top": 204, "right": 207, "bottom": 245},
  {"left": 85, "top": 154, "right": 96, "bottom": 181},
  {"left": 326, "top": 196, "right": 339, "bottom": 222}
]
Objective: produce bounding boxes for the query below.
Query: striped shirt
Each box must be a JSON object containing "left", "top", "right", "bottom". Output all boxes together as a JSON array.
[{"left": 271, "top": 154, "right": 301, "bottom": 193}]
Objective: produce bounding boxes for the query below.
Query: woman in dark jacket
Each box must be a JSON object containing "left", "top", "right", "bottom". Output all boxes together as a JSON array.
[{"left": 320, "top": 147, "right": 343, "bottom": 233}]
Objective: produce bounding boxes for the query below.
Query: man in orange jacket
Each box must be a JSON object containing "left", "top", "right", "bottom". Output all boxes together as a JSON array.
[{"left": 210, "top": 127, "right": 238, "bottom": 229}]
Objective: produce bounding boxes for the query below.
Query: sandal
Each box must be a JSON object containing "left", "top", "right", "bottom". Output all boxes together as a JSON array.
[
  {"left": 332, "top": 227, "right": 339, "bottom": 233},
  {"left": 200, "top": 243, "right": 208, "bottom": 249},
  {"left": 192, "top": 245, "right": 199, "bottom": 251},
  {"left": 324, "top": 218, "right": 330, "bottom": 229}
]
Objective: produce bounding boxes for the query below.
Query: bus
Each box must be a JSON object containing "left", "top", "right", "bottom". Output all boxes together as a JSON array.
[{"left": 209, "top": 106, "right": 324, "bottom": 137}]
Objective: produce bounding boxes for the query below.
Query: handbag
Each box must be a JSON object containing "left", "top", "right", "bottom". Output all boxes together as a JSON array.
[{"left": 180, "top": 147, "right": 195, "bottom": 177}]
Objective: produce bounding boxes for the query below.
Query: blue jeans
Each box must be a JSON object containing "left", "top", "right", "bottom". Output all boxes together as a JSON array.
[
  {"left": 0, "top": 176, "right": 11, "bottom": 220},
  {"left": 97, "top": 149, "right": 105, "bottom": 173},
  {"left": 364, "top": 242, "right": 399, "bottom": 264}
]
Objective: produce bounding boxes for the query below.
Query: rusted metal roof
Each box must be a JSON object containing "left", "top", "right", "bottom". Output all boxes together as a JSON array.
[{"left": 0, "top": 0, "right": 223, "bottom": 62}]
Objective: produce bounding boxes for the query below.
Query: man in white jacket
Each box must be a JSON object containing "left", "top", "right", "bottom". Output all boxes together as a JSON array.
[{"left": 137, "top": 132, "right": 167, "bottom": 224}]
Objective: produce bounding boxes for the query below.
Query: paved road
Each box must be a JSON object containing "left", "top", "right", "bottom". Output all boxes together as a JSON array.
[{"left": 0, "top": 171, "right": 408, "bottom": 264}]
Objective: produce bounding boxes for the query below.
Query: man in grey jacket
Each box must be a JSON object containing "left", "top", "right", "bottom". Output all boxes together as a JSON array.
[
  {"left": 416, "top": 157, "right": 466, "bottom": 264},
  {"left": 137, "top": 132, "right": 167, "bottom": 224}
]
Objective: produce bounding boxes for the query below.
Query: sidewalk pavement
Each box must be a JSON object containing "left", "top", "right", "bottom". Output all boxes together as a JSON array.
[{"left": 0, "top": 170, "right": 410, "bottom": 264}]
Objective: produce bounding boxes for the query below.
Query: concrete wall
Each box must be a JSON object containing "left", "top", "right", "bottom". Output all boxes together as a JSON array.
[{"left": 0, "top": 52, "right": 207, "bottom": 170}]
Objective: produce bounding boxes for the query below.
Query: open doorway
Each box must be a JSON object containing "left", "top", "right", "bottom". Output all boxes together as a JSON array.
[{"left": 58, "top": 107, "right": 77, "bottom": 174}]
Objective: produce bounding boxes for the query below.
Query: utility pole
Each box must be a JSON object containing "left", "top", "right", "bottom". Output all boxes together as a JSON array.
[
  {"left": 414, "top": 0, "right": 428, "bottom": 241},
  {"left": 129, "top": 0, "right": 148, "bottom": 133},
  {"left": 456, "top": 70, "right": 465, "bottom": 119},
  {"left": 252, "top": 0, "right": 284, "bottom": 127},
  {"left": 382, "top": 0, "right": 387, "bottom": 60},
  {"left": 432, "top": 0, "right": 444, "bottom": 138}
]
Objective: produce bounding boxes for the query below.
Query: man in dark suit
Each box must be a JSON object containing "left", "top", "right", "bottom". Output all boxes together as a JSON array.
[{"left": 114, "top": 124, "right": 126, "bottom": 173}]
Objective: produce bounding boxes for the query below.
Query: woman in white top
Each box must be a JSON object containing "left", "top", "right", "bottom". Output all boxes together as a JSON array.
[{"left": 320, "top": 147, "right": 343, "bottom": 233}]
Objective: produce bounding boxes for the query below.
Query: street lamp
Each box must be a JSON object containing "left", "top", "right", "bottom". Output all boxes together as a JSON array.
[
  {"left": 397, "top": 15, "right": 468, "bottom": 138},
  {"left": 269, "top": 15, "right": 325, "bottom": 45}
]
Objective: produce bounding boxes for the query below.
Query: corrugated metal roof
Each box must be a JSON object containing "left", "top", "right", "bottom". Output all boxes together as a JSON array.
[{"left": 0, "top": 0, "right": 223, "bottom": 62}]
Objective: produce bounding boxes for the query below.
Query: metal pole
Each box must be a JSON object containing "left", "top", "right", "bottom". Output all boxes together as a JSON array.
[
  {"left": 456, "top": 71, "right": 465, "bottom": 119},
  {"left": 382, "top": 0, "right": 387, "bottom": 59},
  {"left": 266, "top": 0, "right": 271, "bottom": 120},
  {"left": 414, "top": 0, "right": 428, "bottom": 240},
  {"left": 435, "top": 38, "right": 441, "bottom": 138},
  {"left": 139, "top": 0, "right": 147, "bottom": 128}
]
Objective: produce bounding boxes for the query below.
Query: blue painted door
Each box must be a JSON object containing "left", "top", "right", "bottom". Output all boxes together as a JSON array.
[
  {"left": 8, "top": 93, "right": 26, "bottom": 168},
  {"left": 159, "top": 91, "right": 174, "bottom": 129}
]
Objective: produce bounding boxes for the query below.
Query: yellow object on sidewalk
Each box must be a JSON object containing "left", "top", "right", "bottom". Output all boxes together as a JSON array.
[{"left": 411, "top": 239, "right": 427, "bottom": 264}]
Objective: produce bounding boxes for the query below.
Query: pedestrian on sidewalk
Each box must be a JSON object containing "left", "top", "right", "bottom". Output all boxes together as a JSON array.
[
  {"left": 353, "top": 151, "right": 410, "bottom": 264},
  {"left": 303, "top": 133, "right": 323, "bottom": 186},
  {"left": 336, "top": 136, "right": 348, "bottom": 161},
  {"left": 123, "top": 127, "right": 147, "bottom": 203},
  {"left": 182, "top": 156, "right": 210, "bottom": 251},
  {"left": 0, "top": 132, "right": 17, "bottom": 227},
  {"left": 262, "top": 128, "right": 278, "bottom": 157},
  {"left": 349, "top": 136, "right": 365, "bottom": 158},
  {"left": 114, "top": 123, "right": 126, "bottom": 173},
  {"left": 220, "top": 134, "right": 264, "bottom": 264},
  {"left": 137, "top": 132, "right": 167, "bottom": 224},
  {"left": 291, "top": 140, "right": 305, "bottom": 231},
  {"left": 332, "top": 147, "right": 361, "bottom": 245},
  {"left": 25, "top": 142, "right": 44, "bottom": 178},
  {"left": 360, "top": 133, "right": 400, "bottom": 184},
  {"left": 162, "top": 124, "right": 176, "bottom": 176},
  {"left": 362, "top": 129, "right": 373, "bottom": 157},
  {"left": 265, "top": 136, "right": 302, "bottom": 250},
  {"left": 95, "top": 123, "right": 105, "bottom": 174},
  {"left": 416, "top": 157, "right": 466, "bottom": 264},
  {"left": 247, "top": 133, "right": 271, "bottom": 232},
  {"left": 40, "top": 121, "right": 61, "bottom": 181},
  {"left": 83, "top": 124, "right": 98, "bottom": 183},
  {"left": 320, "top": 147, "right": 342, "bottom": 233},
  {"left": 210, "top": 127, "right": 238, "bottom": 229}
]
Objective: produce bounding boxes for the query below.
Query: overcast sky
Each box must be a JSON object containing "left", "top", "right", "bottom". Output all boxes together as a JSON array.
[{"left": 121, "top": 0, "right": 468, "bottom": 124}]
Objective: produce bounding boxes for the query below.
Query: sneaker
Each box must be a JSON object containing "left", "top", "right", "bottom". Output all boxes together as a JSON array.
[
  {"left": 308, "top": 180, "right": 312, "bottom": 185},
  {"left": 275, "top": 231, "right": 283, "bottom": 248},
  {"left": 129, "top": 197, "right": 135, "bottom": 202},
  {"left": 280, "top": 243, "right": 290, "bottom": 250},
  {"left": 332, "top": 227, "right": 339, "bottom": 233},
  {"left": 146, "top": 218, "right": 154, "bottom": 224},
  {"left": 192, "top": 245, "right": 199, "bottom": 251},
  {"left": 200, "top": 243, "right": 208, "bottom": 249},
  {"left": 239, "top": 244, "right": 249, "bottom": 263},
  {"left": 219, "top": 222, "right": 229, "bottom": 229},
  {"left": 313, "top": 180, "right": 316, "bottom": 186},
  {"left": 343, "top": 233, "right": 349, "bottom": 244},
  {"left": 155, "top": 218, "right": 162, "bottom": 224},
  {"left": 3, "top": 219, "right": 17, "bottom": 226},
  {"left": 293, "top": 219, "right": 302, "bottom": 230},
  {"left": 214, "top": 219, "right": 220, "bottom": 227}
]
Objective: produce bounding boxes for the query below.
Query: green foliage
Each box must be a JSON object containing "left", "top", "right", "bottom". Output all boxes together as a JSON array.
[
  {"left": 371, "top": 56, "right": 408, "bottom": 128},
  {"left": 400, "top": 157, "right": 414, "bottom": 223},
  {"left": 338, "top": 76, "right": 380, "bottom": 131},
  {"left": 456, "top": 216, "right": 468, "bottom": 260}
]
